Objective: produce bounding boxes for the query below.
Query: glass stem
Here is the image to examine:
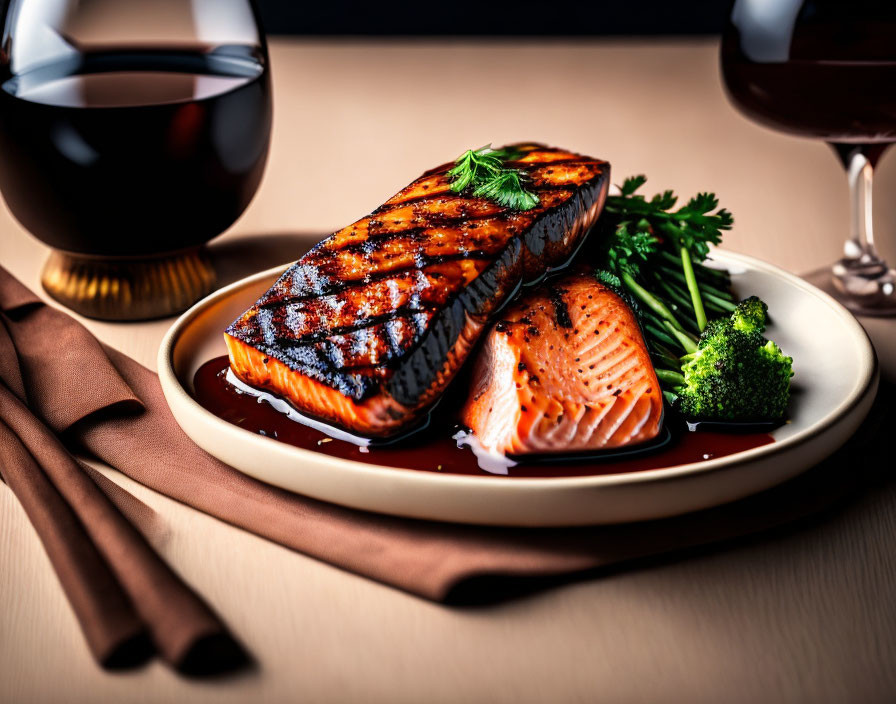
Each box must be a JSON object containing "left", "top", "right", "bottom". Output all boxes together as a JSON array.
[
  {"left": 843, "top": 147, "right": 881, "bottom": 265},
  {"left": 828, "top": 142, "right": 896, "bottom": 314}
]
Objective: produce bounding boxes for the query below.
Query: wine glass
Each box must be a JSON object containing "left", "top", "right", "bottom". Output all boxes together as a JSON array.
[
  {"left": 721, "top": 0, "right": 896, "bottom": 316},
  {"left": 0, "top": 0, "right": 272, "bottom": 320}
]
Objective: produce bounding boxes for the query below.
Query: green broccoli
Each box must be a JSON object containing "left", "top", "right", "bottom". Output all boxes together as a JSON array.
[
  {"left": 592, "top": 178, "right": 796, "bottom": 422},
  {"left": 730, "top": 295, "right": 767, "bottom": 333},
  {"left": 659, "top": 297, "right": 794, "bottom": 422}
]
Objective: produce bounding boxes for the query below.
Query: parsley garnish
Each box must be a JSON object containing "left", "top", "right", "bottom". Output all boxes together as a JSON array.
[
  {"left": 594, "top": 176, "right": 737, "bottom": 371},
  {"left": 608, "top": 176, "right": 733, "bottom": 263},
  {"left": 602, "top": 176, "right": 733, "bottom": 333},
  {"left": 447, "top": 145, "right": 539, "bottom": 211}
]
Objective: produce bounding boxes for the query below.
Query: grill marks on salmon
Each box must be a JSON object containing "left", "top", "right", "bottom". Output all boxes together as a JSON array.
[
  {"left": 226, "top": 144, "right": 610, "bottom": 437},
  {"left": 461, "top": 273, "right": 664, "bottom": 456}
]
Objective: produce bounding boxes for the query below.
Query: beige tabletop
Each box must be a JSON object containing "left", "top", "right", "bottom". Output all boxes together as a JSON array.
[{"left": 2, "top": 38, "right": 896, "bottom": 703}]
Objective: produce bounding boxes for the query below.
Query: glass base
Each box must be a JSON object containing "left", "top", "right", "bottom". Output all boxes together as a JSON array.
[
  {"left": 804, "top": 263, "right": 896, "bottom": 317},
  {"left": 41, "top": 247, "right": 216, "bottom": 321}
]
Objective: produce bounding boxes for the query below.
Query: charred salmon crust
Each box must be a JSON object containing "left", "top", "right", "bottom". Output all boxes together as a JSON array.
[
  {"left": 225, "top": 144, "right": 610, "bottom": 437},
  {"left": 461, "top": 273, "right": 664, "bottom": 456}
]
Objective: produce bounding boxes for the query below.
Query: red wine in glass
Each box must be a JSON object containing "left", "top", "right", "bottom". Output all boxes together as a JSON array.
[
  {"left": 0, "top": 0, "right": 272, "bottom": 320},
  {"left": 721, "top": 0, "right": 896, "bottom": 315},
  {"left": 0, "top": 46, "right": 270, "bottom": 256}
]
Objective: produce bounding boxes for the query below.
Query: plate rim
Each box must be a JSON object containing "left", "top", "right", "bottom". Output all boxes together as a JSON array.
[{"left": 158, "top": 249, "right": 877, "bottom": 493}]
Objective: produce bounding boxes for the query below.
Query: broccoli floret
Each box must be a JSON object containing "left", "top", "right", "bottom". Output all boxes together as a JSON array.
[
  {"left": 674, "top": 299, "right": 793, "bottom": 421},
  {"left": 730, "top": 295, "right": 767, "bottom": 334}
]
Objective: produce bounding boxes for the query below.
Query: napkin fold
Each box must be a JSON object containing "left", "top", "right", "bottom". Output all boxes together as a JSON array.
[
  {"left": 0, "top": 264, "right": 883, "bottom": 666},
  {"left": 0, "top": 269, "right": 245, "bottom": 674}
]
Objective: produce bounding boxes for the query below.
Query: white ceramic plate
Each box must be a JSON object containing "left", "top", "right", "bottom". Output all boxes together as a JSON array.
[{"left": 158, "top": 251, "right": 878, "bottom": 527}]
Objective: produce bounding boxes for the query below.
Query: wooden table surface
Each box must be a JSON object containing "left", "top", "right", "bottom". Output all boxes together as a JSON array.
[{"left": 2, "top": 38, "right": 896, "bottom": 703}]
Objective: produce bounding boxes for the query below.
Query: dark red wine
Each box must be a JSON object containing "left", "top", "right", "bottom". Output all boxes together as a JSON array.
[
  {"left": 721, "top": 1, "right": 896, "bottom": 144},
  {"left": 0, "top": 46, "right": 271, "bottom": 256}
]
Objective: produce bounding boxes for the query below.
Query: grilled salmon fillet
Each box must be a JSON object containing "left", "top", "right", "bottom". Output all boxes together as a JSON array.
[
  {"left": 225, "top": 143, "right": 610, "bottom": 437},
  {"left": 461, "top": 272, "right": 663, "bottom": 456}
]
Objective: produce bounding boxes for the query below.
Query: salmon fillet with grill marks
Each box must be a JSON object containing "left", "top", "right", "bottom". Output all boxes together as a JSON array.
[
  {"left": 225, "top": 144, "right": 610, "bottom": 437},
  {"left": 461, "top": 272, "right": 663, "bottom": 456}
]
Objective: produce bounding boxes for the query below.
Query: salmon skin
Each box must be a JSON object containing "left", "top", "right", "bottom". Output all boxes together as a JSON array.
[
  {"left": 461, "top": 272, "right": 663, "bottom": 457},
  {"left": 225, "top": 144, "right": 610, "bottom": 438}
]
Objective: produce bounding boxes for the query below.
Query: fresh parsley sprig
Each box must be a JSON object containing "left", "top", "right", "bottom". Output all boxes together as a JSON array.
[
  {"left": 603, "top": 175, "right": 734, "bottom": 331},
  {"left": 446, "top": 147, "right": 505, "bottom": 191},
  {"left": 473, "top": 170, "right": 539, "bottom": 211},
  {"left": 448, "top": 145, "right": 539, "bottom": 211},
  {"left": 594, "top": 176, "right": 737, "bottom": 391}
]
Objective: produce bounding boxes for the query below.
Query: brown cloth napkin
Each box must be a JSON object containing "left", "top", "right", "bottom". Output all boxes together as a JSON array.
[
  {"left": 0, "top": 270, "right": 245, "bottom": 674},
  {"left": 1, "top": 264, "right": 884, "bottom": 630}
]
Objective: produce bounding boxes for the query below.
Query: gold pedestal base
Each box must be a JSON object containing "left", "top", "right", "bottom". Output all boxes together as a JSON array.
[{"left": 41, "top": 248, "right": 216, "bottom": 321}]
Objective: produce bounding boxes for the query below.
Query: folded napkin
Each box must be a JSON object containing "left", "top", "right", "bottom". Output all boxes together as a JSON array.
[
  {"left": 0, "top": 269, "right": 245, "bottom": 673},
  {"left": 1, "top": 264, "right": 884, "bottom": 659}
]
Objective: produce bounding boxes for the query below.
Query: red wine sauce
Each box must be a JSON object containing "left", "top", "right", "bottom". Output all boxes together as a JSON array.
[{"left": 192, "top": 356, "right": 774, "bottom": 478}]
